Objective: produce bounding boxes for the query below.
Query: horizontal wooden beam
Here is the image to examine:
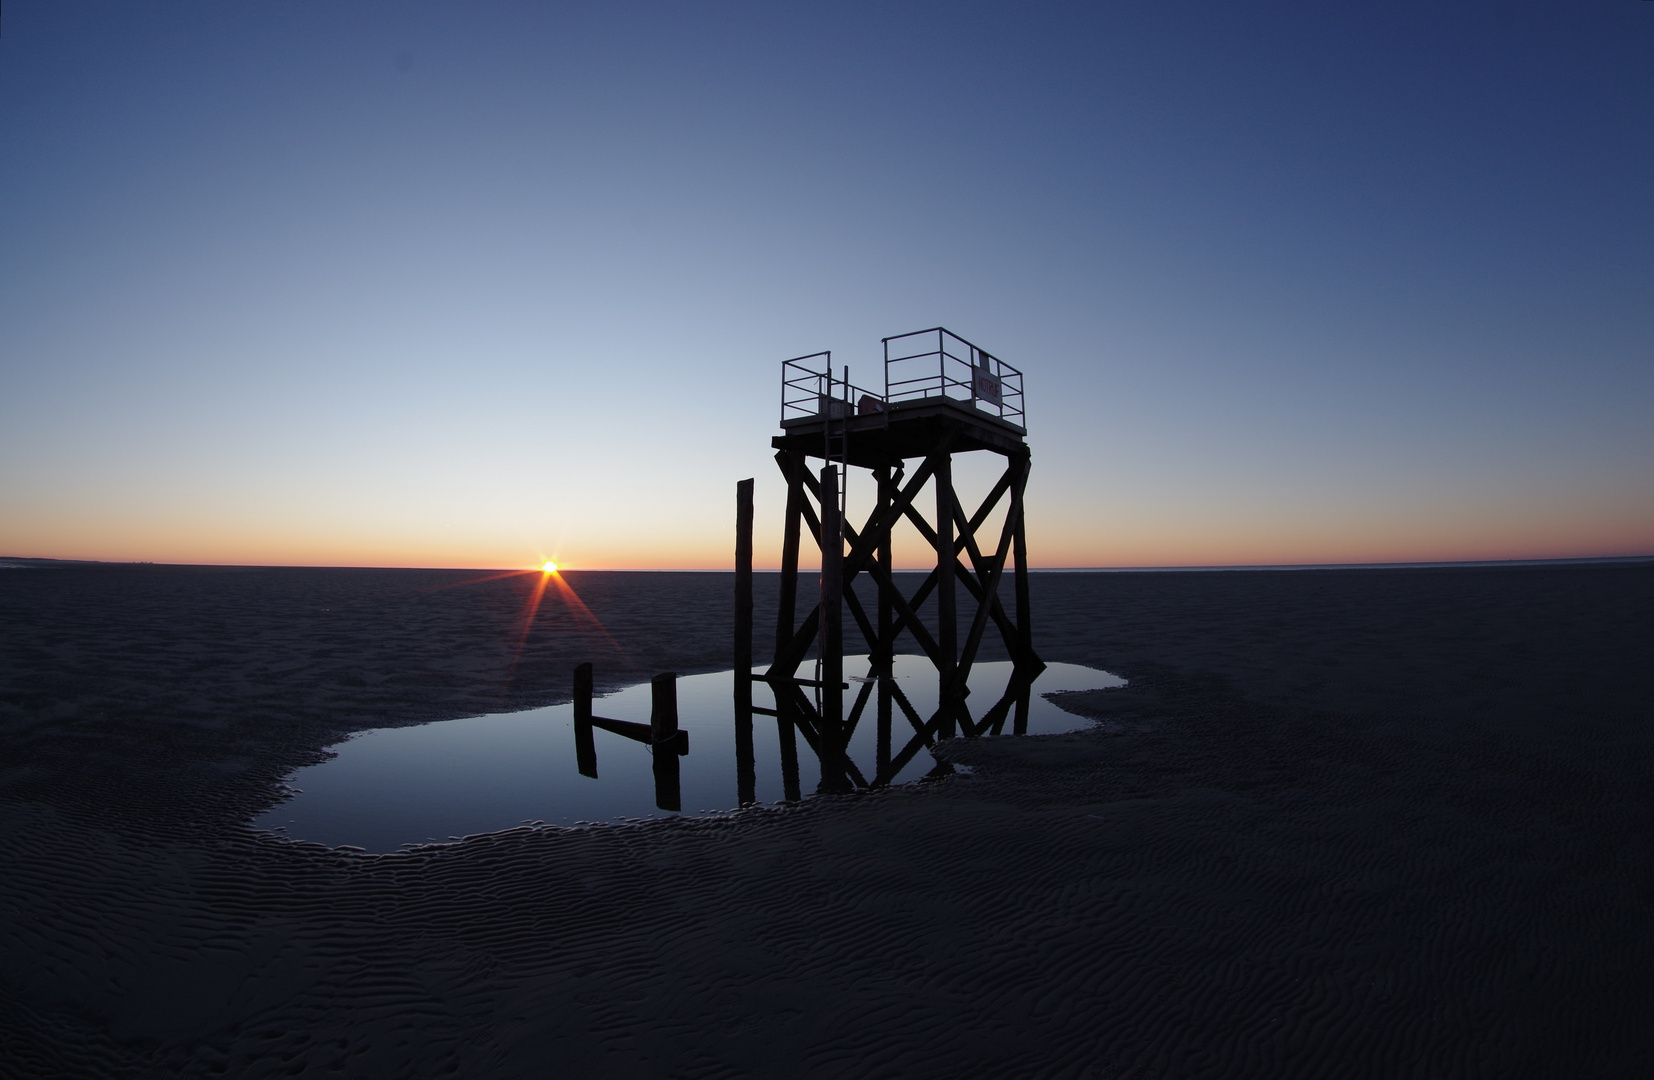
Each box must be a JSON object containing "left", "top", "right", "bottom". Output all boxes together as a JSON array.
[{"left": 588, "top": 715, "right": 689, "bottom": 755}]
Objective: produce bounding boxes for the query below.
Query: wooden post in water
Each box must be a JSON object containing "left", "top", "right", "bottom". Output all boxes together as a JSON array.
[
  {"left": 734, "top": 478, "right": 756, "bottom": 806},
  {"left": 651, "top": 672, "right": 682, "bottom": 812},
  {"left": 574, "top": 662, "right": 597, "bottom": 778},
  {"left": 818, "top": 463, "right": 848, "bottom": 792}
]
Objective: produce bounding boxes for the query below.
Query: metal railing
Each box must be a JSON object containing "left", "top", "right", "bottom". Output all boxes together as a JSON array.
[
  {"left": 781, "top": 352, "right": 886, "bottom": 424},
  {"left": 883, "top": 328, "right": 1025, "bottom": 429},
  {"left": 780, "top": 329, "right": 1026, "bottom": 430}
]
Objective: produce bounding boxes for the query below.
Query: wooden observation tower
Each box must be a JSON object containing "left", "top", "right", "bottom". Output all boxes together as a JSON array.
[{"left": 733, "top": 328, "right": 1045, "bottom": 803}]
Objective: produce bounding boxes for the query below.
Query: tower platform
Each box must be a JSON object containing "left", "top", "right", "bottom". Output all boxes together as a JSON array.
[
  {"left": 774, "top": 395, "right": 1027, "bottom": 470},
  {"left": 774, "top": 326, "right": 1029, "bottom": 468}
]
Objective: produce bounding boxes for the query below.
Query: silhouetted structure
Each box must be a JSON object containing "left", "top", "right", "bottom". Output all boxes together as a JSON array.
[{"left": 735, "top": 328, "right": 1045, "bottom": 800}]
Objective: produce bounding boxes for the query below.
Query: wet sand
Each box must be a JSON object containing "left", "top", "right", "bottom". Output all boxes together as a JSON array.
[{"left": 2, "top": 561, "right": 1652, "bottom": 1077}]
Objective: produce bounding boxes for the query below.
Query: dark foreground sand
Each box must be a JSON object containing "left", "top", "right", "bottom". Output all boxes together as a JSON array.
[{"left": 2, "top": 562, "right": 1652, "bottom": 1078}]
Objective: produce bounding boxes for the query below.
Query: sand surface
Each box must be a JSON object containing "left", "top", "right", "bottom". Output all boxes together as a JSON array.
[{"left": 2, "top": 561, "right": 1652, "bottom": 1077}]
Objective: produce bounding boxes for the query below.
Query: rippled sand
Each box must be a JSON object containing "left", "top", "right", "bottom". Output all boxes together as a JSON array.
[{"left": 2, "top": 562, "right": 1651, "bottom": 1077}]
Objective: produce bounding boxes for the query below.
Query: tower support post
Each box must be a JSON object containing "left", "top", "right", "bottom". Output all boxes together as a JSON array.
[
  {"left": 934, "top": 451, "right": 957, "bottom": 740},
  {"left": 776, "top": 453, "right": 805, "bottom": 660},
  {"left": 773, "top": 452, "right": 806, "bottom": 794},
  {"left": 734, "top": 478, "right": 756, "bottom": 806},
  {"left": 1012, "top": 453, "right": 1034, "bottom": 670},
  {"left": 874, "top": 465, "right": 894, "bottom": 670},
  {"left": 818, "top": 463, "right": 849, "bottom": 792}
]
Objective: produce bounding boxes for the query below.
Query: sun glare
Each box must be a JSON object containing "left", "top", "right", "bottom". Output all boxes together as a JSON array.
[{"left": 540, "top": 560, "right": 559, "bottom": 573}]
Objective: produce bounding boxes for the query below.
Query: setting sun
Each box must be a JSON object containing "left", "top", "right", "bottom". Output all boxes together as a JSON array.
[{"left": 540, "top": 560, "right": 559, "bottom": 573}]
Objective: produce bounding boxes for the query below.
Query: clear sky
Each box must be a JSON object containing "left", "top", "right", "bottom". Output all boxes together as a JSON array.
[{"left": 2, "top": 2, "right": 1650, "bottom": 570}]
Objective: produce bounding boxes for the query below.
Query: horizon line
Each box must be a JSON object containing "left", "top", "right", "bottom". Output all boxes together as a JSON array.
[{"left": 5, "top": 554, "right": 1651, "bottom": 574}]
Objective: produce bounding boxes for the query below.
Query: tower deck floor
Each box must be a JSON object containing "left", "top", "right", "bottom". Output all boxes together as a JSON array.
[{"left": 774, "top": 396, "right": 1028, "bottom": 469}]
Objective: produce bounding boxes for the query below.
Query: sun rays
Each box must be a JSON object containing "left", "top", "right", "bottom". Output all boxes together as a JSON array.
[
  {"left": 413, "top": 562, "right": 630, "bottom": 682},
  {"left": 506, "top": 563, "right": 631, "bottom": 680}
]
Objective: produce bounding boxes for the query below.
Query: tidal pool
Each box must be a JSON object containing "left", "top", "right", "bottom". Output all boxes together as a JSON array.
[{"left": 254, "top": 655, "right": 1123, "bottom": 852}]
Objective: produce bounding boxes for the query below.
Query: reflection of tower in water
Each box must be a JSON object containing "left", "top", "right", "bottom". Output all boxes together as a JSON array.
[{"left": 735, "top": 328, "right": 1045, "bottom": 802}]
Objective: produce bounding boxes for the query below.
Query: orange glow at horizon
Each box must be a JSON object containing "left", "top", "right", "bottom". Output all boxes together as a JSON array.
[{"left": 2, "top": 481, "right": 1650, "bottom": 572}]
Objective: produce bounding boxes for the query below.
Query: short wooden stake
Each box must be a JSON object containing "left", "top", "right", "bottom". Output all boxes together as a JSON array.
[
  {"left": 574, "top": 662, "right": 597, "bottom": 778},
  {"left": 651, "top": 672, "right": 682, "bottom": 811}
]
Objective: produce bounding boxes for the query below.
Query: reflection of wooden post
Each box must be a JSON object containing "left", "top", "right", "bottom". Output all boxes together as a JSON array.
[
  {"left": 877, "top": 675, "right": 892, "bottom": 780},
  {"left": 818, "top": 464, "right": 848, "bottom": 792},
  {"left": 778, "top": 712, "right": 801, "bottom": 802},
  {"left": 734, "top": 478, "right": 756, "bottom": 806},
  {"left": 651, "top": 673, "right": 681, "bottom": 812},
  {"left": 574, "top": 662, "right": 597, "bottom": 778},
  {"left": 934, "top": 452, "right": 957, "bottom": 740}
]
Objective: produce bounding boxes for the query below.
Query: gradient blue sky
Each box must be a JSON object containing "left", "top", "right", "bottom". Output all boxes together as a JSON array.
[{"left": 2, "top": 1, "right": 1650, "bottom": 569}]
